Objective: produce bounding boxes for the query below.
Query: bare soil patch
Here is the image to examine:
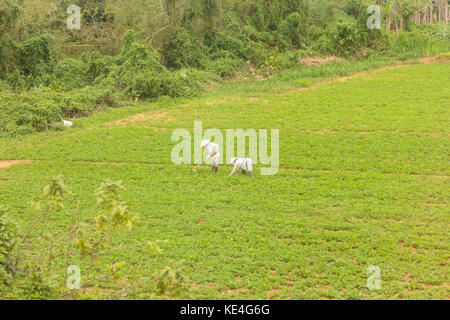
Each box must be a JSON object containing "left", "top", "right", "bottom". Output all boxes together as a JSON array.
[
  {"left": 267, "top": 288, "right": 281, "bottom": 299},
  {"left": 301, "top": 56, "right": 341, "bottom": 66},
  {"left": 0, "top": 160, "right": 32, "bottom": 169},
  {"left": 108, "top": 111, "right": 176, "bottom": 127},
  {"left": 419, "top": 56, "right": 450, "bottom": 64},
  {"left": 219, "top": 288, "right": 249, "bottom": 296}
]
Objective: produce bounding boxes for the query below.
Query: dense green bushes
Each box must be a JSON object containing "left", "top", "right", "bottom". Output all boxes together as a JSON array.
[
  {"left": 111, "top": 42, "right": 165, "bottom": 89},
  {"left": 0, "top": 0, "right": 20, "bottom": 76},
  {"left": 323, "top": 17, "right": 367, "bottom": 57},
  {"left": 20, "top": 34, "right": 56, "bottom": 78},
  {"left": 111, "top": 32, "right": 208, "bottom": 99},
  {"left": 53, "top": 58, "right": 89, "bottom": 90},
  {"left": 0, "top": 31, "right": 211, "bottom": 136},
  {"left": 385, "top": 24, "right": 450, "bottom": 59},
  {"left": 0, "top": 208, "right": 17, "bottom": 286},
  {"left": 1, "top": 24, "right": 447, "bottom": 138},
  {"left": 275, "top": 12, "right": 308, "bottom": 51},
  {"left": 84, "top": 51, "right": 115, "bottom": 83},
  {"left": 0, "top": 33, "right": 56, "bottom": 88},
  {"left": 0, "top": 0, "right": 448, "bottom": 138},
  {"left": 163, "top": 27, "right": 208, "bottom": 69},
  {"left": 0, "top": 36, "right": 20, "bottom": 76},
  {"left": 127, "top": 69, "right": 203, "bottom": 99},
  {"left": 0, "top": 85, "right": 119, "bottom": 137},
  {"left": 206, "top": 57, "right": 244, "bottom": 78}
]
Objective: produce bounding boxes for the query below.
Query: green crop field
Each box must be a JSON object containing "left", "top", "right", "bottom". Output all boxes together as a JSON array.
[{"left": 0, "top": 61, "right": 448, "bottom": 300}]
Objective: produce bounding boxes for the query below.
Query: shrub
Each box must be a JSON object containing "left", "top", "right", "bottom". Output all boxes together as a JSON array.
[
  {"left": 437, "top": 52, "right": 450, "bottom": 59},
  {"left": 268, "top": 50, "right": 310, "bottom": 71},
  {"left": 127, "top": 68, "right": 202, "bottom": 99},
  {"left": 121, "top": 29, "right": 135, "bottom": 55},
  {"left": 85, "top": 51, "right": 115, "bottom": 83},
  {"left": 53, "top": 58, "right": 88, "bottom": 91},
  {"left": 163, "top": 27, "right": 208, "bottom": 69},
  {"left": 416, "top": 23, "right": 449, "bottom": 41},
  {"left": 0, "top": 207, "right": 17, "bottom": 286},
  {"left": 0, "top": 0, "right": 20, "bottom": 76},
  {"left": 111, "top": 40, "right": 165, "bottom": 90},
  {"left": 245, "top": 41, "right": 270, "bottom": 67},
  {"left": 0, "top": 84, "right": 120, "bottom": 137},
  {"left": 0, "top": 36, "right": 20, "bottom": 77},
  {"left": 275, "top": 12, "right": 306, "bottom": 51},
  {"left": 206, "top": 57, "right": 243, "bottom": 79},
  {"left": 58, "top": 84, "right": 120, "bottom": 116},
  {"left": 5, "top": 70, "right": 41, "bottom": 90},
  {"left": 120, "top": 42, "right": 163, "bottom": 73},
  {"left": 386, "top": 30, "right": 450, "bottom": 60},
  {"left": 209, "top": 31, "right": 246, "bottom": 59},
  {"left": 241, "top": 25, "right": 266, "bottom": 43},
  {"left": 110, "top": 33, "right": 209, "bottom": 100},
  {"left": 20, "top": 272, "right": 58, "bottom": 300},
  {"left": 19, "top": 34, "right": 56, "bottom": 77},
  {"left": 325, "top": 17, "right": 365, "bottom": 57},
  {"left": 0, "top": 79, "right": 10, "bottom": 90},
  {"left": 14, "top": 100, "right": 62, "bottom": 131}
]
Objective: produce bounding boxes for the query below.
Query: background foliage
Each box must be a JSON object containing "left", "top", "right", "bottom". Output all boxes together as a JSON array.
[{"left": 0, "top": 0, "right": 448, "bottom": 136}]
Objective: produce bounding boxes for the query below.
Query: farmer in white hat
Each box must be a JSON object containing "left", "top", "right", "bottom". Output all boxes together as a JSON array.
[
  {"left": 229, "top": 157, "right": 254, "bottom": 178},
  {"left": 201, "top": 139, "right": 220, "bottom": 172}
]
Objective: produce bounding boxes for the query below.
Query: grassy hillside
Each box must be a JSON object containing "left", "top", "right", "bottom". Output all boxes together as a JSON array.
[
  {"left": 0, "top": 61, "right": 448, "bottom": 299},
  {"left": 1, "top": 1, "right": 449, "bottom": 138}
]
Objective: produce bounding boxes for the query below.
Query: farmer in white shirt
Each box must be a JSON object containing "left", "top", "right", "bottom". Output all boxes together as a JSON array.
[
  {"left": 229, "top": 157, "right": 254, "bottom": 178},
  {"left": 201, "top": 139, "right": 220, "bottom": 172}
]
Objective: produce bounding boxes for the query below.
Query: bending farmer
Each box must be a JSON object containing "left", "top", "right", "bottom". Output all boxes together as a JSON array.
[
  {"left": 201, "top": 139, "right": 220, "bottom": 172},
  {"left": 230, "top": 158, "right": 254, "bottom": 178}
]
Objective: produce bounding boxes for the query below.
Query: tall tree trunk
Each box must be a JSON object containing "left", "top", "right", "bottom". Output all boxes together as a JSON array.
[
  {"left": 429, "top": 5, "right": 432, "bottom": 23},
  {"left": 393, "top": 1, "right": 399, "bottom": 34},
  {"left": 386, "top": 3, "right": 391, "bottom": 30},
  {"left": 445, "top": 0, "right": 449, "bottom": 23}
]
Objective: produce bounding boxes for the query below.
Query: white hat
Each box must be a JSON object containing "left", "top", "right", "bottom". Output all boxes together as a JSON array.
[
  {"left": 201, "top": 139, "right": 210, "bottom": 148},
  {"left": 230, "top": 157, "right": 237, "bottom": 164}
]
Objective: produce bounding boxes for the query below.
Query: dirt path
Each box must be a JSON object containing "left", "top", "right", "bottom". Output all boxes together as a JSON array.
[
  {"left": 0, "top": 160, "right": 31, "bottom": 169},
  {"left": 282, "top": 56, "right": 449, "bottom": 96}
]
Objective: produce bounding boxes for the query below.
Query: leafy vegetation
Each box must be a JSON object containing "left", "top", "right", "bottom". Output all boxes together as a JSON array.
[
  {"left": 0, "top": 207, "right": 17, "bottom": 286},
  {"left": 0, "top": 0, "right": 448, "bottom": 300},
  {"left": 0, "top": 62, "right": 448, "bottom": 299},
  {"left": 0, "top": 0, "right": 448, "bottom": 137},
  {"left": 0, "top": 175, "right": 187, "bottom": 299}
]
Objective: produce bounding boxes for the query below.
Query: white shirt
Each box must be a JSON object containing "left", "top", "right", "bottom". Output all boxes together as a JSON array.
[
  {"left": 230, "top": 158, "right": 252, "bottom": 175},
  {"left": 205, "top": 142, "right": 220, "bottom": 161}
]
